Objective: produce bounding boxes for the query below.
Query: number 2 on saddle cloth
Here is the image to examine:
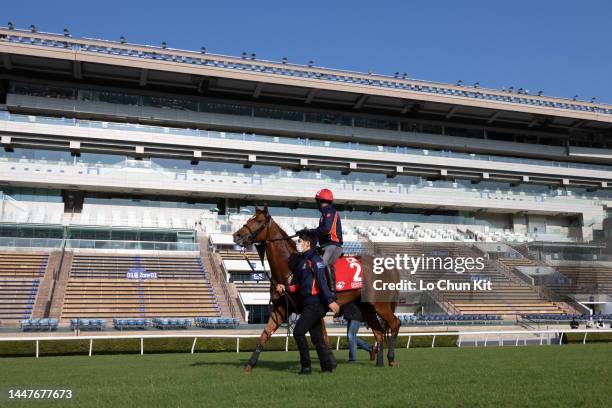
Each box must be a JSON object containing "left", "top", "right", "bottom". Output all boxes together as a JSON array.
[{"left": 333, "top": 256, "right": 363, "bottom": 291}]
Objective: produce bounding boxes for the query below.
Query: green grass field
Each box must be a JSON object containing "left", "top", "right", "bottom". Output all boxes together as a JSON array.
[{"left": 1, "top": 344, "right": 611, "bottom": 407}]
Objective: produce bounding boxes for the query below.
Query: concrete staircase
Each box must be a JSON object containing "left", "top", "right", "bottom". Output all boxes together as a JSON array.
[
  {"left": 494, "top": 256, "right": 584, "bottom": 315},
  {"left": 48, "top": 251, "right": 73, "bottom": 320},
  {"left": 197, "top": 236, "right": 245, "bottom": 322},
  {"left": 30, "top": 250, "right": 62, "bottom": 318}
]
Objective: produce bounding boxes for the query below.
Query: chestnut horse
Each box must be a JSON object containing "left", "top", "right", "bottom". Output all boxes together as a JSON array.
[{"left": 232, "top": 205, "right": 401, "bottom": 372}]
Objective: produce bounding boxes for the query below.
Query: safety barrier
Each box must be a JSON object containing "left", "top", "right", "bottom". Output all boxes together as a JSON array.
[{"left": 0, "top": 328, "right": 610, "bottom": 358}]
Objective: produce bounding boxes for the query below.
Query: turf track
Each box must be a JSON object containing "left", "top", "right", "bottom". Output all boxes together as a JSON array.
[{"left": 1, "top": 344, "right": 610, "bottom": 407}]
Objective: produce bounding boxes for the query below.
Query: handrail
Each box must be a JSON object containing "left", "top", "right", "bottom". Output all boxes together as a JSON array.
[
  {"left": 0, "top": 191, "right": 28, "bottom": 212},
  {"left": 366, "top": 238, "right": 460, "bottom": 315},
  {"left": 44, "top": 238, "right": 66, "bottom": 317},
  {"left": 203, "top": 245, "right": 238, "bottom": 320},
  {"left": 494, "top": 257, "right": 587, "bottom": 315},
  {"left": 426, "top": 289, "right": 460, "bottom": 315}
]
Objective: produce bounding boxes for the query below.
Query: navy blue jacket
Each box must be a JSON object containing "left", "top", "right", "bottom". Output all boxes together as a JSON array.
[
  {"left": 315, "top": 205, "right": 343, "bottom": 247},
  {"left": 288, "top": 249, "right": 335, "bottom": 306}
]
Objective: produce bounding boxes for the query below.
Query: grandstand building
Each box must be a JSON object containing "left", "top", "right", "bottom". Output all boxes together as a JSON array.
[{"left": 0, "top": 25, "right": 611, "bottom": 326}]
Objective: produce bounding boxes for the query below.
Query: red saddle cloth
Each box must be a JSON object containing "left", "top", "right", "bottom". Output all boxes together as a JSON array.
[{"left": 333, "top": 256, "right": 363, "bottom": 292}]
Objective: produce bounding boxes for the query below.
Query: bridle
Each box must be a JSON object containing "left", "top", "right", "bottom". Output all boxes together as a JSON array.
[{"left": 240, "top": 213, "right": 272, "bottom": 246}]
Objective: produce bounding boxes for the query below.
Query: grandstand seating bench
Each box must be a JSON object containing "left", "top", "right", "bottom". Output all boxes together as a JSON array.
[
  {"left": 152, "top": 318, "right": 193, "bottom": 330},
  {"left": 521, "top": 313, "right": 612, "bottom": 323},
  {"left": 397, "top": 314, "right": 503, "bottom": 325},
  {"left": 70, "top": 318, "right": 107, "bottom": 331},
  {"left": 113, "top": 318, "right": 151, "bottom": 330},
  {"left": 20, "top": 318, "right": 59, "bottom": 331},
  {"left": 195, "top": 317, "right": 240, "bottom": 329}
]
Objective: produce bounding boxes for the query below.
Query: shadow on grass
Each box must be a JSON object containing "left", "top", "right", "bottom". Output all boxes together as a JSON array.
[{"left": 189, "top": 357, "right": 374, "bottom": 371}]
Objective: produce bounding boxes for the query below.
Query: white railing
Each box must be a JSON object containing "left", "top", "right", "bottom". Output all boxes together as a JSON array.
[
  {"left": 65, "top": 239, "right": 198, "bottom": 251},
  {"left": 1, "top": 328, "right": 609, "bottom": 358},
  {"left": 0, "top": 237, "right": 64, "bottom": 248}
]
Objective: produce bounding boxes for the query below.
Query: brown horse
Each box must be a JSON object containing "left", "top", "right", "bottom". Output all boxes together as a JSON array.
[{"left": 232, "top": 205, "right": 401, "bottom": 372}]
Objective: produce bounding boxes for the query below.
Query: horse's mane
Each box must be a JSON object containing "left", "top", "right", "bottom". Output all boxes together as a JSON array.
[{"left": 268, "top": 216, "right": 297, "bottom": 252}]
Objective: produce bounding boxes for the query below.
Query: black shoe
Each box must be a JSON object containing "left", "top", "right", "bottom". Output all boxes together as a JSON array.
[
  {"left": 328, "top": 351, "right": 338, "bottom": 369},
  {"left": 298, "top": 367, "right": 312, "bottom": 375}
]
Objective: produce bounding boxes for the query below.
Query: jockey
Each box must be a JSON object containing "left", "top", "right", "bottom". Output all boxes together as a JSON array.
[
  {"left": 297, "top": 188, "right": 343, "bottom": 294},
  {"left": 276, "top": 230, "right": 339, "bottom": 374}
]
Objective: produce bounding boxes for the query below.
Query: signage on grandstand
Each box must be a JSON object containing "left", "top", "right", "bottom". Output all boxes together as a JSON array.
[
  {"left": 250, "top": 273, "right": 265, "bottom": 281},
  {"left": 126, "top": 268, "right": 158, "bottom": 279}
]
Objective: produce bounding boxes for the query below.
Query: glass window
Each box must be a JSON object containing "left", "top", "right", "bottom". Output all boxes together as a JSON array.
[
  {"left": 11, "top": 83, "right": 76, "bottom": 99},
  {"left": 446, "top": 127, "right": 485, "bottom": 139},
  {"left": 421, "top": 124, "right": 443, "bottom": 135},
  {"left": 95, "top": 90, "right": 140, "bottom": 106},
  {"left": 354, "top": 117, "right": 398, "bottom": 131},
  {"left": 201, "top": 102, "right": 252, "bottom": 116},
  {"left": 79, "top": 152, "right": 127, "bottom": 166},
  {"left": 254, "top": 107, "right": 303, "bottom": 121},
  {"left": 143, "top": 95, "right": 197, "bottom": 111},
  {"left": 305, "top": 112, "right": 353, "bottom": 126}
]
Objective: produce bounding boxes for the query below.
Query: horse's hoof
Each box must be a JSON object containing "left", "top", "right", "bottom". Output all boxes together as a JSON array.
[
  {"left": 244, "top": 365, "right": 253, "bottom": 373},
  {"left": 389, "top": 361, "right": 398, "bottom": 367}
]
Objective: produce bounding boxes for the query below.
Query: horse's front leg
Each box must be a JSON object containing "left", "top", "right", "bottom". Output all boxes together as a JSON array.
[{"left": 244, "top": 303, "right": 286, "bottom": 372}]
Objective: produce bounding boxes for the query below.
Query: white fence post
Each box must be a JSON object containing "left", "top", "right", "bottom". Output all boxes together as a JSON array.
[
  {"left": 431, "top": 335, "right": 436, "bottom": 348},
  {"left": 336, "top": 336, "right": 340, "bottom": 351},
  {"left": 36, "top": 340, "right": 39, "bottom": 358},
  {"left": 236, "top": 337, "right": 240, "bottom": 353},
  {"left": 191, "top": 338, "right": 197, "bottom": 354},
  {"left": 89, "top": 339, "right": 93, "bottom": 357},
  {"left": 140, "top": 337, "right": 144, "bottom": 355},
  {"left": 583, "top": 332, "right": 588, "bottom": 345},
  {"left": 407, "top": 336, "right": 411, "bottom": 349}
]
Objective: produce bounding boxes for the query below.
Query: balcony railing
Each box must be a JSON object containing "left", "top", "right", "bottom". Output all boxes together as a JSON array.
[{"left": 2, "top": 112, "right": 611, "bottom": 172}]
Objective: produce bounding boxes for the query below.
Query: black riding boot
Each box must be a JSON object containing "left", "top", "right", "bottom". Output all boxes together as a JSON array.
[{"left": 326, "top": 265, "right": 337, "bottom": 297}]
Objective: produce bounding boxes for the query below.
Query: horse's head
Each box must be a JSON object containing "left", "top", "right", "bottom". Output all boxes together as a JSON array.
[{"left": 233, "top": 204, "right": 271, "bottom": 247}]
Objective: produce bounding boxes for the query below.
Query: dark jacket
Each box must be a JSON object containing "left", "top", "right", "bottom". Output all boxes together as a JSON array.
[
  {"left": 342, "top": 302, "right": 363, "bottom": 322},
  {"left": 315, "top": 205, "right": 343, "bottom": 247},
  {"left": 288, "top": 249, "right": 335, "bottom": 306}
]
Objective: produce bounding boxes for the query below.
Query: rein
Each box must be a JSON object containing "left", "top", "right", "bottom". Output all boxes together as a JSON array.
[{"left": 239, "top": 216, "right": 299, "bottom": 333}]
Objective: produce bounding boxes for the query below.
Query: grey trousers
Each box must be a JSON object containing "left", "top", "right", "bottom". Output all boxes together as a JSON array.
[{"left": 322, "top": 245, "right": 343, "bottom": 267}]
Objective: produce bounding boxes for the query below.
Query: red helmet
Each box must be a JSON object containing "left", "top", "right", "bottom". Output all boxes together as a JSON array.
[{"left": 315, "top": 188, "right": 334, "bottom": 202}]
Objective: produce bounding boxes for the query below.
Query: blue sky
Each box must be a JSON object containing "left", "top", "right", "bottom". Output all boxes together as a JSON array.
[{"left": 4, "top": 0, "right": 611, "bottom": 103}]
